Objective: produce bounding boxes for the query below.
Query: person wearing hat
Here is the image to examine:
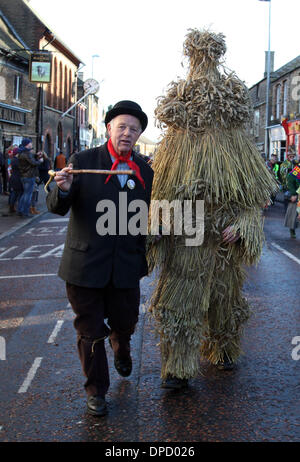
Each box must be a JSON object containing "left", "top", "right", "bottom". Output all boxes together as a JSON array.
[
  {"left": 284, "top": 163, "right": 300, "bottom": 238},
  {"left": 46, "top": 101, "right": 153, "bottom": 416},
  {"left": 280, "top": 148, "right": 298, "bottom": 210},
  {"left": 17, "top": 138, "right": 43, "bottom": 218}
]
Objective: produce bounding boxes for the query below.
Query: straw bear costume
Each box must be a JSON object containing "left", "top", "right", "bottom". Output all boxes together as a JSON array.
[{"left": 148, "top": 29, "right": 277, "bottom": 379}]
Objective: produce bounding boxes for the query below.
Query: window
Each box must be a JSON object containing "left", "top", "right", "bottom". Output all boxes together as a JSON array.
[
  {"left": 283, "top": 80, "right": 288, "bottom": 115},
  {"left": 59, "top": 61, "right": 63, "bottom": 111},
  {"left": 80, "top": 106, "right": 86, "bottom": 125},
  {"left": 275, "top": 84, "right": 281, "bottom": 119},
  {"left": 256, "top": 84, "right": 259, "bottom": 101},
  {"left": 53, "top": 58, "right": 58, "bottom": 108},
  {"left": 14, "top": 75, "right": 22, "bottom": 101},
  {"left": 64, "top": 65, "right": 68, "bottom": 112},
  {"left": 69, "top": 69, "right": 72, "bottom": 108},
  {"left": 46, "top": 60, "right": 54, "bottom": 107},
  {"left": 254, "top": 110, "right": 260, "bottom": 137}
]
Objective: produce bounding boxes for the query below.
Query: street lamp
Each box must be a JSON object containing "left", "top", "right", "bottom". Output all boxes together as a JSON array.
[
  {"left": 259, "top": 0, "right": 272, "bottom": 158},
  {"left": 90, "top": 54, "right": 100, "bottom": 147},
  {"left": 91, "top": 54, "right": 100, "bottom": 79}
]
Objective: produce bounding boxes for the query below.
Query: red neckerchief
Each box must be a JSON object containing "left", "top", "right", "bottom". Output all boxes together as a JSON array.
[{"left": 105, "top": 138, "right": 145, "bottom": 189}]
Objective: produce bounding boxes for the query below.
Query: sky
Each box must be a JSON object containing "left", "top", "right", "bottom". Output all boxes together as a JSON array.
[{"left": 27, "top": 0, "right": 300, "bottom": 142}]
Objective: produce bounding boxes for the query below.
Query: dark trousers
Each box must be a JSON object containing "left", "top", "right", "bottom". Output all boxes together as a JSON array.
[
  {"left": 9, "top": 189, "right": 22, "bottom": 207},
  {"left": 66, "top": 281, "right": 140, "bottom": 397}
]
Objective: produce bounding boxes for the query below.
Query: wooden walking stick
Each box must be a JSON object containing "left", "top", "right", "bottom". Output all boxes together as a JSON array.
[{"left": 44, "top": 168, "right": 136, "bottom": 193}]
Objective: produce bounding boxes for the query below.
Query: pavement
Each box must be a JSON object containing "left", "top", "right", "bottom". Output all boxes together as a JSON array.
[{"left": 0, "top": 185, "right": 49, "bottom": 241}]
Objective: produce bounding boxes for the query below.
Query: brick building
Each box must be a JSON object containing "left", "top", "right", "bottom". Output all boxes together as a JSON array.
[
  {"left": 76, "top": 72, "right": 89, "bottom": 151},
  {"left": 0, "top": 8, "right": 36, "bottom": 152},
  {"left": 0, "top": 0, "right": 84, "bottom": 162},
  {"left": 248, "top": 52, "right": 300, "bottom": 161}
]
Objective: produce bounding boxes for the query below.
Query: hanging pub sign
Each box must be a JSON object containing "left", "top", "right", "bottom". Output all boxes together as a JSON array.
[{"left": 29, "top": 51, "right": 52, "bottom": 84}]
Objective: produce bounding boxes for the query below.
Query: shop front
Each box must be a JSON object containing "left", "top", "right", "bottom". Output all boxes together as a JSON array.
[
  {"left": 286, "top": 120, "right": 300, "bottom": 159},
  {"left": 280, "top": 118, "right": 300, "bottom": 160},
  {"left": 0, "top": 102, "right": 34, "bottom": 152},
  {"left": 269, "top": 124, "right": 286, "bottom": 161}
]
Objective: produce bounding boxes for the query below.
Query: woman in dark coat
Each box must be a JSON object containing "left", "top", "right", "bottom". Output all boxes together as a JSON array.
[
  {"left": 38, "top": 151, "right": 52, "bottom": 186},
  {"left": 8, "top": 147, "right": 23, "bottom": 213}
]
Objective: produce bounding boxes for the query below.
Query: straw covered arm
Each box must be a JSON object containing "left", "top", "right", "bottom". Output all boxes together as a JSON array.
[{"left": 228, "top": 208, "right": 265, "bottom": 265}]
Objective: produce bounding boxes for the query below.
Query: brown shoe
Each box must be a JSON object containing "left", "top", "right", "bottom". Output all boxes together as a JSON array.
[{"left": 30, "top": 207, "right": 40, "bottom": 214}]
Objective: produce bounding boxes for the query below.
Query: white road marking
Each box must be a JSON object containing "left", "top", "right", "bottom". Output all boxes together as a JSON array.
[
  {"left": 0, "top": 246, "right": 18, "bottom": 259},
  {"left": 18, "top": 357, "right": 43, "bottom": 393},
  {"left": 47, "top": 320, "right": 64, "bottom": 344},
  {"left": 0, "top": 244, "right": 64, "bottom": 261},
  {"left": 0, "top": 308, "right": 73, "bottom": 329},
  {"left": 0, "top": 316, "right": 23, "bottom": 329},
  {"left": 40, "top": 218, "right": 69, "bottom": 223},
  {"left": 0, "top": 273, "right": 57, "bottom": 279},
  {"left": 13, "top": 244, "right": 54, "bottom": 259},
  {"left": 271, "top": 242, "right": 300, "bottom": 266}
]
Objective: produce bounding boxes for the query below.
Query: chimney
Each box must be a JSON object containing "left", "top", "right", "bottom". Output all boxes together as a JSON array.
[{"left": 264, "top": 51, "right": 274, "bottom": 77}]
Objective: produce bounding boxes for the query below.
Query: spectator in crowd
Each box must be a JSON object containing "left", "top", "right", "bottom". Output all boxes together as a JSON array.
[
  {"left": 17, "top": 138, "right": 43, "bottom": 218},
  {"left": 1, "top": 147, "right": 9, "bottom": 195},
  {"left": 0, "top": 150, "right": 3, "bottom": 194},
  {"left": 29, "top": 150, "right": 52, "bottom": 215},
  {"left": 30, "top": 179, "right": 40, "bottom": 215},
  {"left": 54, "top": 151, "right": 66, "bottom": 171},
  {"left": 280, "top": 150, "right": 297, "bottom": 186},
  {"left": 38, "top": 151, "right": 52, "bottom": 187},
  {"left": 266, "top": 154, "right": 280, "bottom": 180},
  {"left": 6, "top": 145, "right": 18, "bottom": 184},
  {"left": 284, "top": 164, "right": 300, "bottom": 238},
  {"left": 8, "top": 147, "right": 23, "bottom": 213},
  {"left": 266, "top": 154, "right": 280, "bottom": 204},
  {"left": 280, "top": 148, "right": 298, "bottom": 211}
]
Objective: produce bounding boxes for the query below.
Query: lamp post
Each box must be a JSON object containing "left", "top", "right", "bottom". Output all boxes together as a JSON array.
[
  {"left": 90, "top": 54, "right": 100, "bottom": 147},
  {"left": 259, "top": 0, "right": 272, "bottom": 158},
  {"left": 92, "top": 54, "right": 100, "bottom": 79}
]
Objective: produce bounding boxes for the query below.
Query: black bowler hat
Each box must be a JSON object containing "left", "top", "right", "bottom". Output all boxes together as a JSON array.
[{"left": 105, "top": 100, "right": 148, "bottom": 132}]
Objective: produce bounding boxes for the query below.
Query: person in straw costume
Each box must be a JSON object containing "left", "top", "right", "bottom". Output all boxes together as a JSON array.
[{"left": 147, "top": 29, "right": 278, "bottom": 389}]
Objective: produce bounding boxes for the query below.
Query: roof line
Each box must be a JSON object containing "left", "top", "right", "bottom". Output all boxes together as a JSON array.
[
  {"left": 0, "top": 9, "right": 31, "bottom": 52},
  {"left": 249, "top": 54, "right": 300, "bottom": 89},
  {"left": 23, "top": 0, "right": 84, "bottom": 64}
]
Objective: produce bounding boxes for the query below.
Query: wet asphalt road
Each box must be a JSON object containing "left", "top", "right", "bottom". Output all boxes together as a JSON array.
[{"left": 0, "top": 201, "right": 299, "bottom": 444}]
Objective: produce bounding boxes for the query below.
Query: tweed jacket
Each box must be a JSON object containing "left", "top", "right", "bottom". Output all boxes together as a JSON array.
[{"left": 46, "top": 143, "right": 154, "bottom": 288}]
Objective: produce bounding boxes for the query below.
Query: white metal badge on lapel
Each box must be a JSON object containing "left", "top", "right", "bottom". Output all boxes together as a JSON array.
[{"left": 127, "top": 179, "right": 136, "bottom": 190}]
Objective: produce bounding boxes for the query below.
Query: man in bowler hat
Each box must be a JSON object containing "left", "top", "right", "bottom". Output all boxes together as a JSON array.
[{"left": 46, "top": 101, "right": 153, "bottom": 416}]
